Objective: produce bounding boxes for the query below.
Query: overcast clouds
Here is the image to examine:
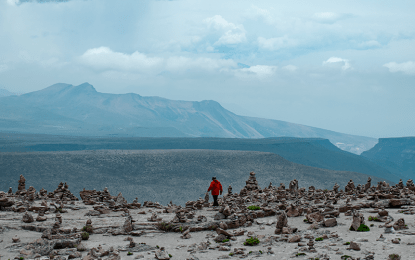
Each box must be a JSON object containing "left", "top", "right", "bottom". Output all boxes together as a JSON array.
[{"left": 1, "top": 0, "right": 415, "bottom": 138}]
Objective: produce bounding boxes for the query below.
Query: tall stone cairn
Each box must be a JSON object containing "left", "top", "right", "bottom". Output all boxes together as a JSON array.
[
  {"left": 18, "top": 174, "right": 26, "bottom": 191},
  {"left": 244, "top": 172, "right": 261, "bottom": 191}
]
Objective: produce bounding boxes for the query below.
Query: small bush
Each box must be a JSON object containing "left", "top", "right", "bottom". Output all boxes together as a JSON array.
[
  {"left": 296, "top": 253, "right": 306, "bottom": 256},
  {"left": 315, "top": 237, "right": 323, "bottom": 241},
  {"left": 247, "top": 205, "right": 261, "bottom": 210},
  {"left": 344, "top": 242, "right": 350, "bottom": 245},
  {"left": 357, "top": 224, "right": 370, "bottom": 232},
  {"left": 222, "top": 239, "right": 229, "bottom": 243},
  {"left": 179, "top": 226, "right": 183, "bottom": 232},
  {"left": 156, "top": 222, "right": 173, "bottom": 232},
  {"left": 244, "top": 237, "right": 260, "bottom": 246},
  {"left": 248, "top": 251, "right": 252, "bottom": 254},
  {"left": 341, "top": 255, "right": 352, "bottom": 259},
  {"left": 303, "top": 219, "right": 308, "bottom": 222},
  {"left": 19, "top": 257, "right": 24, "bottom": 260},
  {"left": 259, "top": 250, "right": 263, "bottom": 254},
  {"left": 370, "top": 224, "right": 374, "bottom": 227},
  {"left": 168, "top": 254, "right": 172, "bottom": 258},
  {"left": 229, "top": 252, "right": 234, "bottom": 256},
  {"left": 389, "top": 254, "right": 400, "bottom": 260},
  {"left": 127, "top": 252, "right": 132, "bottom": 255},
  {"left": 81, "top": 232, "right": 89, "bottom": 240},
  {"left": 156, "top": 245, "right": 160, "bottom": 248},
  {"left": 82, "top": 225, "right": 93, "bottom": 233},
  {"left": 368, "top": 216, "right": 378, "bottom": 221}
]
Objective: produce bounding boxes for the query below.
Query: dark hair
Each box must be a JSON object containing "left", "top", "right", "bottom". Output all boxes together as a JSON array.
[{"left": 212, "top": 177, "right": 216, "bottom": 180}]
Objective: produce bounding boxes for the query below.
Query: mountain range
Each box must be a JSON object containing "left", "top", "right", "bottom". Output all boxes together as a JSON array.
[{"left": 0, "top": 82, "right": 377, "bottom": 154}]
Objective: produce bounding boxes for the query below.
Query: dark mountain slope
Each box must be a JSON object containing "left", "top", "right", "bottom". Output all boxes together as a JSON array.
[
  {"left": 361, "top": 137, "right": 415, "bottom": 180},
  {"left": 0, "top": 134, "right": 398, "bottom": 182},
  {"left": 0, "top": 149, "right": 392, "bottom": 205}
]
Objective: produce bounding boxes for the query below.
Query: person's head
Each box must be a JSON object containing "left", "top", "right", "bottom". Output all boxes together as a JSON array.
[{"left": 212, "top": 177, "right": 217, "bottom": 181}]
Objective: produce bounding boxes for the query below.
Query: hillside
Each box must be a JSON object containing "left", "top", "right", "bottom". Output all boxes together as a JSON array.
[
  {"left": 0, "top": 149, "right": 393, "bottom": 205},
  {"left": 0, "top": 82, "right": 377, "bottom": 154},
  {"left": 0, "top": 134, "right": 399, "bottom": 182},
  {"left": 361, "top": 137, "right": 415, "bottom": 180}
]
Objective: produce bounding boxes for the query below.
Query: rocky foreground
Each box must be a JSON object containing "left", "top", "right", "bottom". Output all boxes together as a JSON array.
[{"left": 1, "top": 173, "right": 415, "bottom": 260}]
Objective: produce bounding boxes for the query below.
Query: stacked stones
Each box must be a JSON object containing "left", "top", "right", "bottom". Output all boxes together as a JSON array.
[
  {"left": 16, "top": 174, "right": 26, "bottom": 195},
  {"left": 240, "top": 172, "right": 260, "bottom": 196},
  {"left": 49, "top": 182, "right": 78, "bottom": 201}
]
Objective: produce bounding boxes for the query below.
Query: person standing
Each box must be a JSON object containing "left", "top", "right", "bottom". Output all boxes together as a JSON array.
[{"left": 207, "top": 177, "right": 223, "bottom": 206}]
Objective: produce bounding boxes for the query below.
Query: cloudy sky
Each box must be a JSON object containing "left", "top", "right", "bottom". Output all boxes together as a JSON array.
[{"left": 1, "top": 0, "right": 415, "bottom": 138}]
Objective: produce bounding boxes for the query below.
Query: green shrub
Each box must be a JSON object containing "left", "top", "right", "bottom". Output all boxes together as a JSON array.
[
  {"left": 247, "top": 205, "right": 261, "bottom": 210},
  {"left": 389, "top": 254, "right": 400, "bottom": 260},
  {"left": 82, "top": 225, "right": 93, "bottom": 233},
  {"left": 315, "top": 237, "right": 323, "bottom": 241},
  {"left": 259, "top": 250, "right": 263, "bottom": 254},
  {"left": 19, "top": 257, "right": 24, "bottom": 260},
  {"left": 357, "top": 224, "right": 370, "bottom": 232},
  {"left": 179, "top": 226, "right": 183, "bottom": 232},
  {"left": 229, "top": 252, "right": 234, "bottom": 256},
  {"left": 341, "top": 255, "right": 352, "bottom": 259},
  {"left": 344, "top": 242, "right": 350, "bottom": 245},
  {"left": 156, "top": 222, "right": 173, "bottom": 232},
  {"left": 81, "top": 232, "right": 89, "bottom": 240},
  {"left": 127, "top": 252, "right": 132, "bottom": 255},
  {"left": 244, "top": 237, "right": 260, "bottom": 246},
  {"left": 296, "top": 253, "right": 306, "bottom": 256},
  {"left": 303, "top": 219, "right": 308, "bottom": 222},
  {"left": 248, "top": 251, "right": 252, "bottom": 254},
  {"left": 168, "top": 254, "right": 172, "bottom": 258}
]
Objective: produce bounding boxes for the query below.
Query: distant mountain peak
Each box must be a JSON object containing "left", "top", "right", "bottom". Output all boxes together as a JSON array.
[{"left": 70, "top": 82, "right": 97, "bottom": 93}]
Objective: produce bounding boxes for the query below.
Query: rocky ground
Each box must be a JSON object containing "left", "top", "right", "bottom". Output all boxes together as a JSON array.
[{"left": 1, "top": 173, "right": 415, "bottom": 260}]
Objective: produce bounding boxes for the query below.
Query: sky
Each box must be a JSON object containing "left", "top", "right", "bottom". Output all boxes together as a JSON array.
[{"left": 1, "top": 0, "right": 415, "bottom": 138}]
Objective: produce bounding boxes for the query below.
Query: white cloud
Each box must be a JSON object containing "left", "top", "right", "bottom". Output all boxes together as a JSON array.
[
  {"left": 249, "top": 5, "right": 274, "bottom": 24},
  {"left": 204, "top": 15, "right": 246, "bottom": 45},
  {"left": 323, "top": 57, "right": 352, "bottom": 70},
  {"left": 237, "top": 65, "right": 278, "bottom": 78},
  {"left": 311, "top": 12, "right": 350, "bottom": 24},
  {"left": 79, "top": 47, "right": 163, "bottom": 73},
  {"left": 383, "top": 61, "right": 415, "bottom": 75},
  {"left": 79, "top": 47, "right": 237, "bottom": 75},
  {"left": 257, "top": 36, "right": 297, "bottom": 51}
]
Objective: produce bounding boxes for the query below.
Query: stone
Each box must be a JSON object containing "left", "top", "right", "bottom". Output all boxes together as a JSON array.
[
  {"left": 22, "top": 211, "right": 34, "bottom": 223},
  {"left": 349, "top": 241, "right": 361, "bottom": 251},
  {"left": 288, "top": 235, "right": 301, "bottom": 243},
  {"left": 350, "top": 210, "right": 365, "bottom": 231},
  {"left": 324, "top": 218, "right": 337, "bottom": 227}
]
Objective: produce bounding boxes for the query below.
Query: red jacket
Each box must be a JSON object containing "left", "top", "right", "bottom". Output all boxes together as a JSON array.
[{"left": 208, "top": 180, "right": 223, "bottom": 196}]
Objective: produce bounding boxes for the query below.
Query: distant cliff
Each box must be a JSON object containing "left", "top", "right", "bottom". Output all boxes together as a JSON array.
[{"left": 361, "top": 137, "right": 415, "bottom": 180}]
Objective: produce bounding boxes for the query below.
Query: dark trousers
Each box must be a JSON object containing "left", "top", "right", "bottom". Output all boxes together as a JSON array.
[{"left": 212, "top": 195, "right": 219, "bottom": 206}]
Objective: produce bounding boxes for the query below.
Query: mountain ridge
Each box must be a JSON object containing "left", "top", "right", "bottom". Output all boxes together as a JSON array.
[{"left": 0, "top": 82, "right": 377, "bottom": 154}]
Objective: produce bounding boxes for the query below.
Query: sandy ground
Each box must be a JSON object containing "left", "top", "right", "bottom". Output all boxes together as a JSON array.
[{"left": 1, "top": 199, "right": 415, "bottom": 260}]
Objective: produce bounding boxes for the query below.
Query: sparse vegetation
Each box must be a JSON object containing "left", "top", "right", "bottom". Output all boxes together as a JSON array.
[
  {"left": 81, "top": 232, "right": 89, "bottom": 240},
  {"left": 229, "top": 252, "right": 234, "bottom": 256},
  {"left": 341, "top": 255, "right": 352, "bottom": 259},
  {"left": 259, "top": 250, "right": 263, "bottom": 254},
  {"left": 296, "top": 253, "right": 306, "bottom": 256},
  {"left": 82, "top": 225, "right": 93, "bottom": 233},
  {"left": 344, "top": 242, "right": 351, "bottom": 245},
  {"left": 127, "top": 252, "right": 132, "bottom": 255},
  {"left": 389, "top": 254, "right": 400, "bottom": 260},
  {"left": 244, "top": 237, "right": 260, "bottom": 246},
  {"left": 247, "top": 205, "right": 261, "bottom": 210},
  {"left": 156, "top": 222, "right": 173, "bottom": 232},
  {"left": 357, "top": 224, "right": 370, "bottom": 232},
  {"left": 315, "top": 237, "right": 323, "bottom": 241},
  {"left": 370, "top": 224, "right": 374, "bottom": 227},
  {"left": 368, "top": 216, "right": 378, "bottom": 221},
  {"left": 168, "top": 254, "right": 172, "bottom": 258},
  {"left": 179, "top": 226, "right": 183, "bottom": 232}
]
